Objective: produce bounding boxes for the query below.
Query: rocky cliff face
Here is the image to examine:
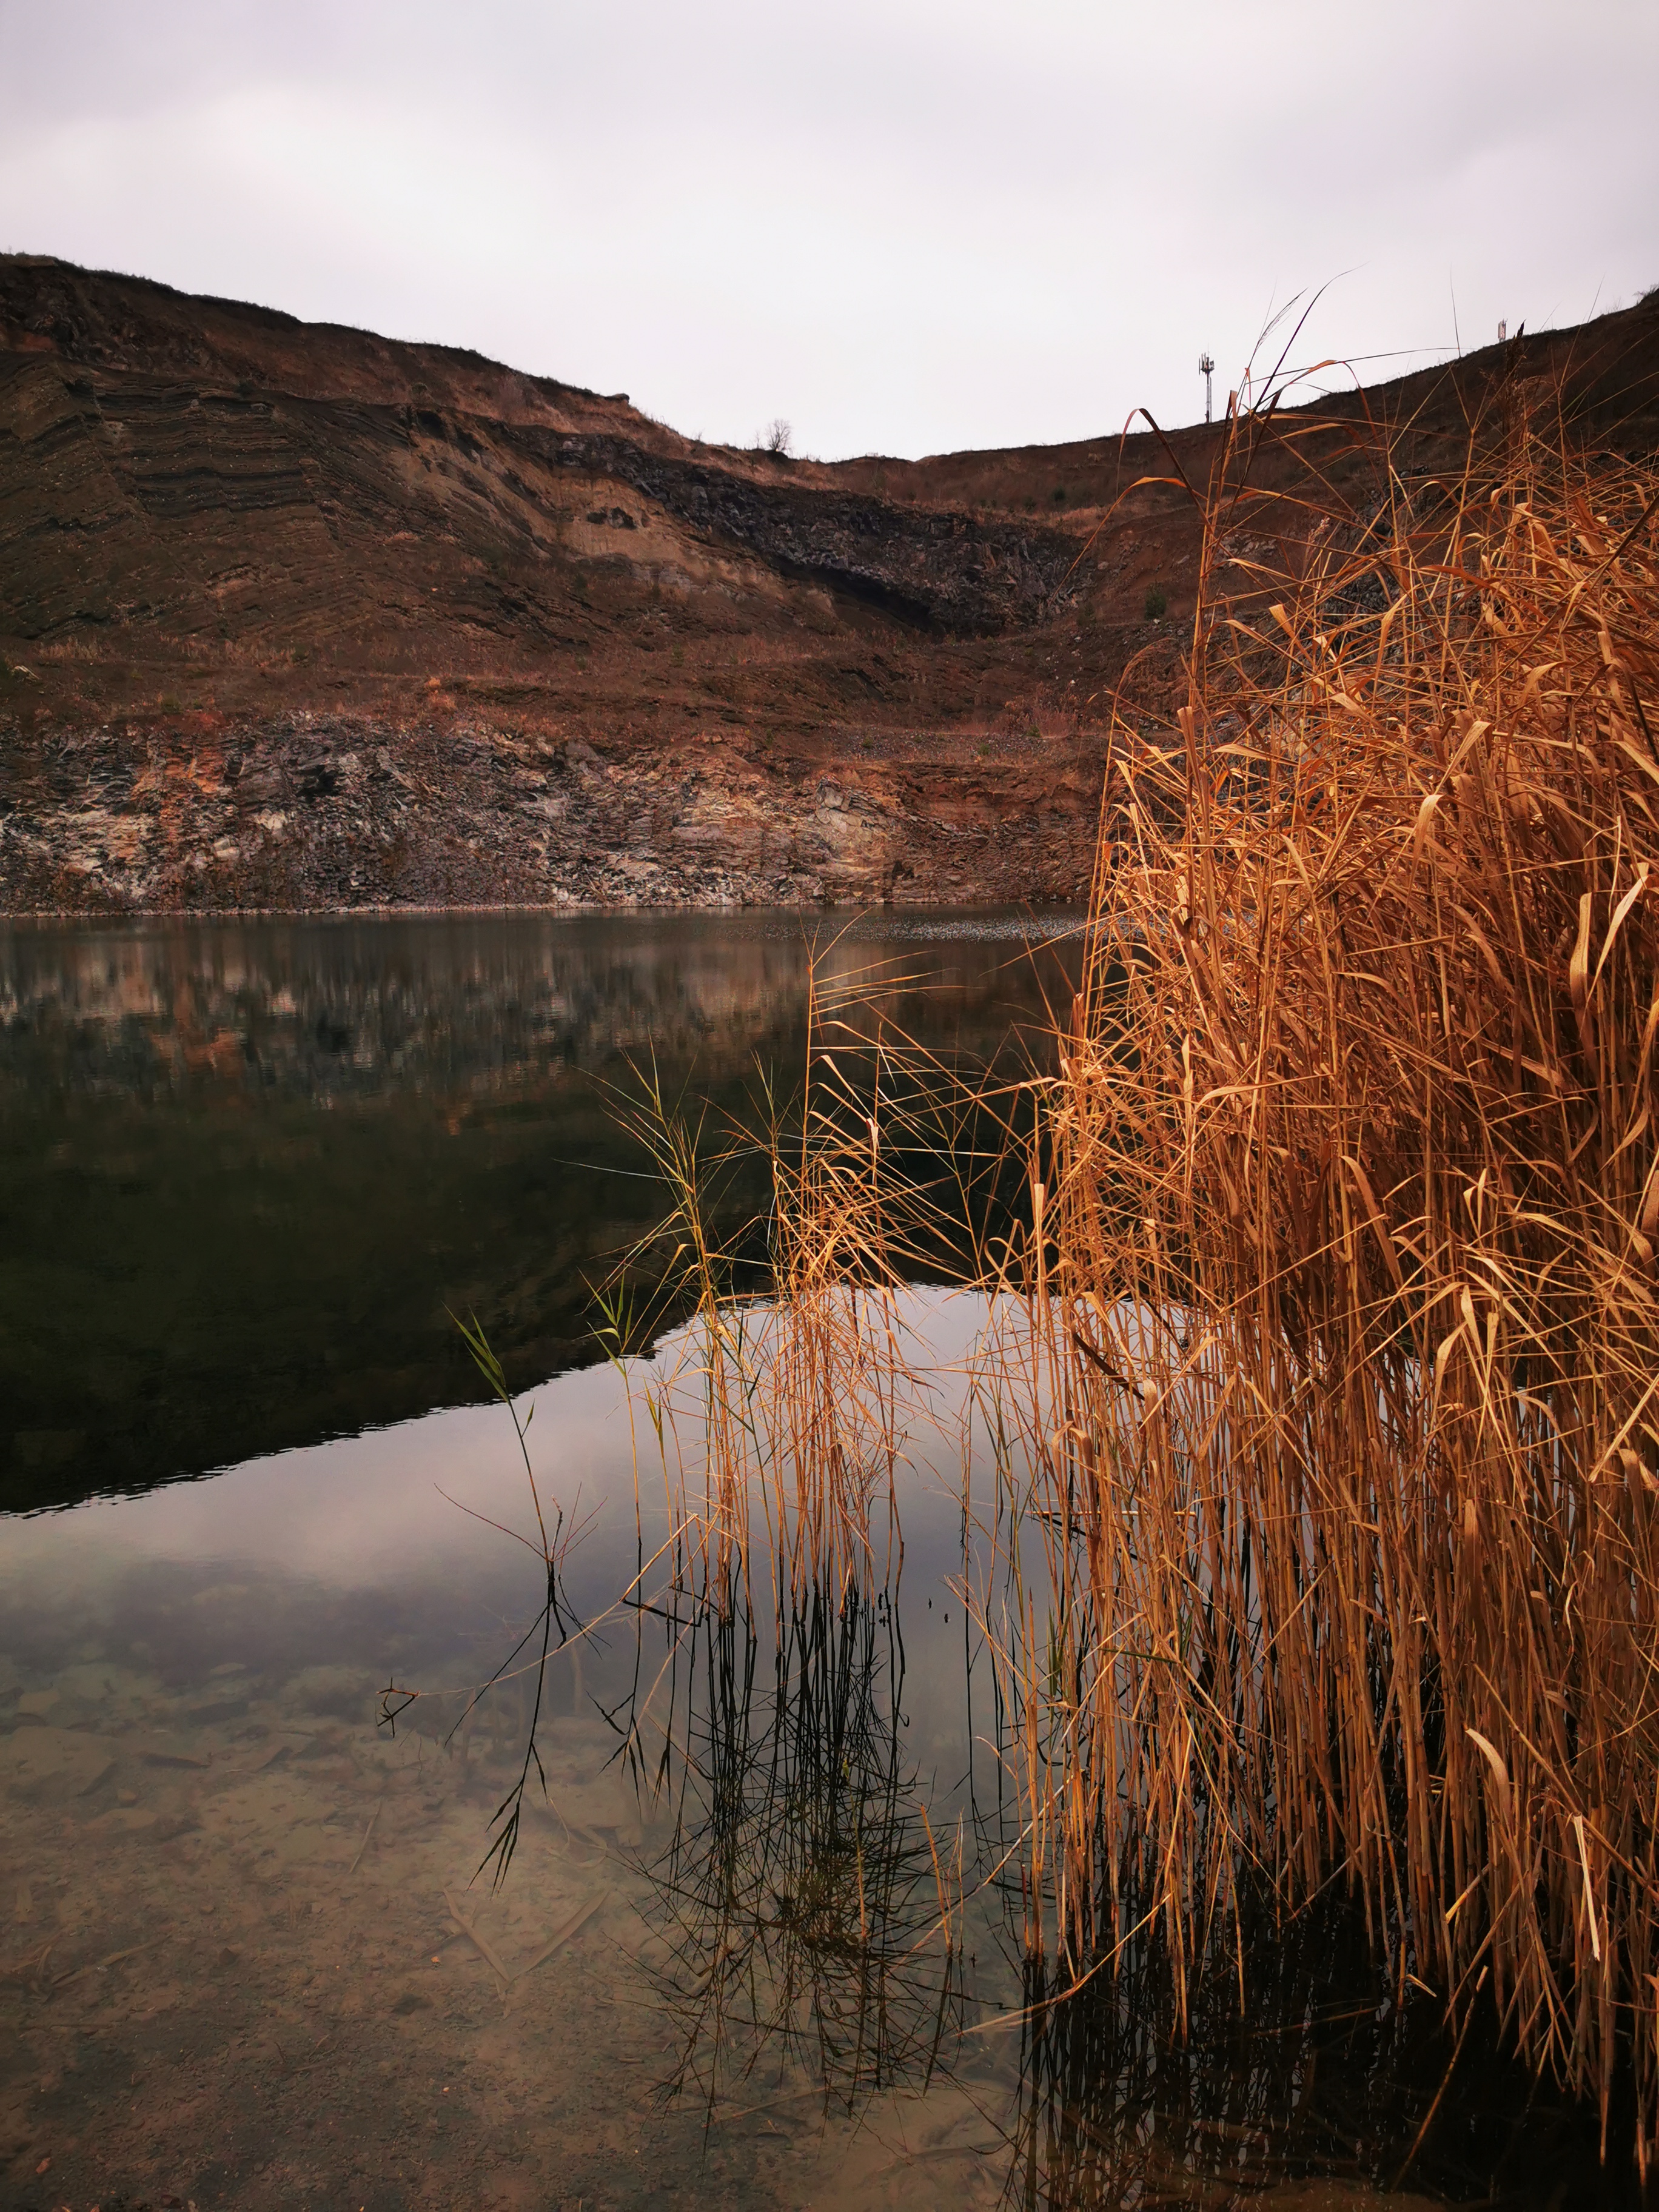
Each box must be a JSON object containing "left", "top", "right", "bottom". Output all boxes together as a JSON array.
[
  {"left": 0, "top": 711, "right": 1110, "bottom": 911},
  {"left": 3, "top": 256, "right": 1655, "bottom": 915}
]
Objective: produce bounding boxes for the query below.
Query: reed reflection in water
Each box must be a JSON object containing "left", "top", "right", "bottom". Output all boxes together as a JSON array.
[
  {"left": 645, "top": 1563, "right": 968, "bottom": 2123},
  {"left": 432, "top": 1284, "right": 1631, "bottom": 2210}
]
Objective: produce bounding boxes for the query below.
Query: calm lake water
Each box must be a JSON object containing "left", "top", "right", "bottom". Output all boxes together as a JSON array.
[{"left": 0, "top": 910, "right": 1634, "bottom": 2211}]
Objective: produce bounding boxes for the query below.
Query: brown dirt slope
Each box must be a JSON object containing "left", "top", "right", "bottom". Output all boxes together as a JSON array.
[{"left": 2, "top": 256, "right": 1656, "bottom": 913}]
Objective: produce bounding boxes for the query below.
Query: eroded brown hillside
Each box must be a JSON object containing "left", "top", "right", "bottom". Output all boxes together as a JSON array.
[{"left": 2, "top": 256, "right": 1656, "bottom": 912}]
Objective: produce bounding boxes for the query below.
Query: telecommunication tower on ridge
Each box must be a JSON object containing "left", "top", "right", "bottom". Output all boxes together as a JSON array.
[{"left": 1199, "top": 352, "right": 1216, "bottom": 424}]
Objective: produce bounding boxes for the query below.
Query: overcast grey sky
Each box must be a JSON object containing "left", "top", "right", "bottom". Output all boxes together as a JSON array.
[{"left": 2, "top": 1, "right": 1655, "bottom": 460}]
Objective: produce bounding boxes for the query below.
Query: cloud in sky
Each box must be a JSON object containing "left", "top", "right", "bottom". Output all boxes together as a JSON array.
[{"left": 2, "top": 0, "right": 1654, "bottom": 459}]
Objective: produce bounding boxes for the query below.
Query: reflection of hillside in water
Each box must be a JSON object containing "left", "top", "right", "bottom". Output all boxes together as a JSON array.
[
  {"left": 2, "top": 915, "right": 833, "bottom": 1104},
  {"left": 0, "top": 911, "right": 1078, "bottom": 1515}
]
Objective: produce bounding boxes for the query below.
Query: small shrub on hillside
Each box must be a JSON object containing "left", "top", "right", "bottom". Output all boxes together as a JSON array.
[{"left": 1143, "top": 584, "right": 1167, "bottom": 620}]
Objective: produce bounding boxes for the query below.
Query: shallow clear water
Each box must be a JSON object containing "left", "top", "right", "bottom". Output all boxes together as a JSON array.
[
  {"left": 0, "top": 910, "right": 1634, "bottom": 2210},
  {"left": 0, "top": 1306, "right": 969, "bottom": 2212}
]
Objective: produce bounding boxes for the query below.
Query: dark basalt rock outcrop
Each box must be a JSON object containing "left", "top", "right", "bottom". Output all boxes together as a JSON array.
[{"left": 532, "top": 430, "right": 1082, "bottom": 633}]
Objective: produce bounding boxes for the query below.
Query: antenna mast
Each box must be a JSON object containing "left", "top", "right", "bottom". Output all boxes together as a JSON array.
[{"left": 1199, "top": 352, "right": 1215, "bottom": 424}]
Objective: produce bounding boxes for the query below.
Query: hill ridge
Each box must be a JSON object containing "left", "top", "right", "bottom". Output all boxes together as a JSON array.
[{"left": 2, "top": 257, "right": 1655, "bottom": 914}]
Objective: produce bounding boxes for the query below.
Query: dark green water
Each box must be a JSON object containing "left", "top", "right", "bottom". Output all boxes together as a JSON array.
[{"left": 0, "top": 908, "right": 1069, "bottom": 1514}]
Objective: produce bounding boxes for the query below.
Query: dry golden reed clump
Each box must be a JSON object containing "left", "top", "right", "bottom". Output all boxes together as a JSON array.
[
  {"left": 606, "top": 952, "right": 927, "bottom": 1613},
  {"left": 600, "top": 369, "right": 1659, "bottom": 2162},
  {"left": 1022, "top": 408, "right": 1659, "bottom": 2157}
]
